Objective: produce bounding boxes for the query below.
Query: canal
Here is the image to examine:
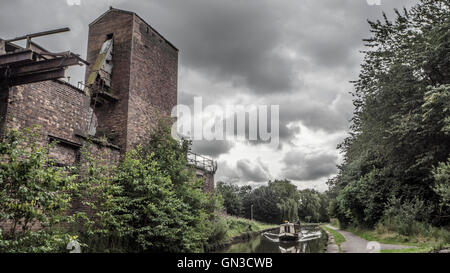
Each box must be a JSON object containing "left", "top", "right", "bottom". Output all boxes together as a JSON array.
[{"left": 217, "top": 227, "right": 327, "bottom": 253}]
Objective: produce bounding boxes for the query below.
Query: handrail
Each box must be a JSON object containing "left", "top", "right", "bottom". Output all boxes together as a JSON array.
[{"left": 187, "top": 152, "right": 217, "bottom": 173}]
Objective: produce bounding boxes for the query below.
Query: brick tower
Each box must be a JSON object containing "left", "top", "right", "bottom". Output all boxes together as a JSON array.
[{"left": 85, "top": 7, "right": 178, "bottom": 152}]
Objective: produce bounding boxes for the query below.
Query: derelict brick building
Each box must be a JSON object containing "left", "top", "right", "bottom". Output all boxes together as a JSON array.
[
  {"left": 85, "top": 8, "right": 178, "bottom": 151},
  {"left": 0, "top": 8, "right": 215, "bottom": 192}
]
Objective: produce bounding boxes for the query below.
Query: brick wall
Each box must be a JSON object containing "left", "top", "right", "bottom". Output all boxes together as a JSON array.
[
  {"left": 203, "top": 173, "right": 215, "bottom": 193},
  {"left": 127, "top": 14, "right": 178, "bottom": 149},
  {"left": 196, "top": 169, "right": 215, "bottom": 193},
  {"left": 3, "top": 79, "right": 121, "bottom": 166},
  {"left": 0, "top": 85, "right": 8, "bottom": 132},
  {"left": 6, "top": 81, "right": 90, "bottom": 144}
]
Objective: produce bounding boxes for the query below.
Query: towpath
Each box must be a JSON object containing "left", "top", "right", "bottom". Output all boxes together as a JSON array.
[{"left": 326, "top": 225, "right": 413, "bottom": 253}]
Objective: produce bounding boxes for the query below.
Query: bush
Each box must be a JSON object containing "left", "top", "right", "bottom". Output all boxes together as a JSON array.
[
  {"left": 112, "top": 147, "right": 212, "bottom": 253},
  {"left": 71, "top": 120, "right": 221, "bottom": 253},
  {"left": 382, "top": 197, "right": 431, "bottom": 236},
  {"left": 0, "top": 123, "right": 222, "bottom": 253},
  {"left": 69, "top": 143, "right": 125, "bottom": 253},
  {"left": 207, "top": 218, "right": 228, "bottom": 244},
  {"left": 433, "top": 159, "right": 450, "bottom": 221},
  {"left": 330, "top": 218, "right": 340, "bottom": 228},
  {"left": 0, "top": 229, "right": 73, "bottom": 253},
  {"left": 0, "top": 127, "right": 77, "bottom": 252}
]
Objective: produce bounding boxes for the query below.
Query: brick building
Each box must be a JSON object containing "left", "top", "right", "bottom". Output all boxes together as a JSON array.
[{"left": 0, "top": 8, "right": 216, "bottom": 192}]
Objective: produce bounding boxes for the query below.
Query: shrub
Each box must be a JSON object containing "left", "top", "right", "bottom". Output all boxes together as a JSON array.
[
  {"left": 69, "top": 143, "right": 125, "bottom": 253},
  {"left": 0, "top": 127, "right": 77, "bottom": 252},
  {"left": 0, "top": 229, "right": 73, "bottom": 253},
  {"left": 382, "top": 196, "right": 431, "bottom": 236},
  {"left": 72, "top": 120, "right": 221, "bottom": 253},
  {"left": 433, "top": 159, "right": 450, "bottom": 221},
  {"left": 207, "top": 218, "right": 228, "bottom": 244}
]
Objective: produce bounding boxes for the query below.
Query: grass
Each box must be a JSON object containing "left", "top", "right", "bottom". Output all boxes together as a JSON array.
[
  {"left": 326, "top": 219, "right": 450, "bottom": 253},
  {"left": 321, "top": 225, "right": 346, "bottom": 253},
  {"left": 224, "top": 216, "right": 277, "bottom": 240},
  {"left": 346, "top": 227, "right": 419, "bottom": 247},
  {"left": 380, "top": 247, "right": 433, "bottom": 253},
  {"left": 329, "top": 218, "right": 340, "bottom": 229},
  {"left": 347, "top": 226, "right": 447, "bottom": 246},
  {"left": 344, "top": 224, "right": 450, "bottom": 253}
]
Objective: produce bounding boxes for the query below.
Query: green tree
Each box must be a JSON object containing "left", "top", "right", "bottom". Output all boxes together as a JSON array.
[
  {"left": 73, "top": 120, "right": 221, "bottom": 253},
  {"left": 0, "top": 127, "right": 76, "bottom": 252},
  {"left": 113, "top": 147, "right": 211, "bottom": 252},
  {"left": 328, "top": 0, "right": 450, "bottom": 227},
  {"left": 433, "top": 159, "right": 450, "bottom": 220},
  {"left": 298, "top": 189, "right": 330, "bottom": 223},
  {"left": 216, "top": 182, "right": 243, "bottom": 216}
]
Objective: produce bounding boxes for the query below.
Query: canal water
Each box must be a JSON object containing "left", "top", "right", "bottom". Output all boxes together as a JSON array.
[{"left": 217, "top": 227, "right": 327, "bottom": 253}]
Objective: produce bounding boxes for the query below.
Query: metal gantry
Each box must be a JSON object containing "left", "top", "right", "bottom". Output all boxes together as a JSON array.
[
  {"left": 0, "top": 27, "right": 88, "bottom": 87},
  {"left": 187, "top": 152, "right": 218, "bottom": 173}
]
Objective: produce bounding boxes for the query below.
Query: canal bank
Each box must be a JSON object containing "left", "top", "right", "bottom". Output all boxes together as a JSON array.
[
  {"left": 206, "top": 226, "right": 278, "bottom": 252},
  {"left": 213, "top": 223, "right": 328, "bottom": 253}
]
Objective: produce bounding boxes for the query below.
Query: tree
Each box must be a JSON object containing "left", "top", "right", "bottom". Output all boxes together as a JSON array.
[
  {"left": 329, "top": 0, "right": 450, "bottom": 227},
  {"left": 433, "top": 159, "right": 450, "bottom": 221},
  {"left": 240, "top": 180, "right": 301, "bottom": 224},
  {"left": 75, "top": 120, "right": 221, "bottom": 253},
  {"left": 113, "top": 147, "right": 211, "bottom": 253},
  {"left": 0, "top": 127, "right": 76, "bottom": 252},
  {"left": 216, "top": 182, "right": 243, "bottom": 216}
]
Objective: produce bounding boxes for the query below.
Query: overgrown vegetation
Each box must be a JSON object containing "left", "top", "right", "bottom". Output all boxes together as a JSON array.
[
  {"left": 223, "top": 216, "right": 276, "bottom": 240},
  {"left": 0, "top": 127, "right": 76, "bottom": 252},
  {"left": 327, "top": 0, "right": 450, "bottom": 250},
  {"left": 216, "top": 180, "right": 330, "bottom": 224},
  {"left": 0, "top": 122, "right": 225, "bottom": 253}
]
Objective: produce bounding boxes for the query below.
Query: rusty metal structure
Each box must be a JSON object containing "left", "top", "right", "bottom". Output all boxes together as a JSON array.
[{"left": 0, "top": 27, "right": 87, "bottom": 87}]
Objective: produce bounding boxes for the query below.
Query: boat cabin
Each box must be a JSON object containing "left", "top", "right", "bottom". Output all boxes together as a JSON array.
[{"left": 280, "top": 223, "right": 296, "bottom": 235}]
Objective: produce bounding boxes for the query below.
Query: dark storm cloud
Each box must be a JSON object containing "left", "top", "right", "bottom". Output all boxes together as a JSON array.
[
  {"left": 215, "top": 159, "right": 269, "bottom": 184},
  {"left": 147, "top": 0, "right": 416, "bottom": 142},
  {"left": 282, "top": 151, "right": 338, "bottom": 181},
  {"left": 279, "top": 94, "right": 354, "bottom": 133},
  {"left": 136, "top": 0, "right": 298, "bottom": 94},
  {"left": 191, "top": 140, "right": 235, "bottom": 158},
  {"left": 123, "top": 0, "right": 416, "bottom": 94}
]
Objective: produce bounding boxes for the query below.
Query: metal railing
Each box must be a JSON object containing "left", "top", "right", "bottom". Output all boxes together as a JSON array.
[{"left": 187, "top": 152, "right": 217, "bottom": 173}]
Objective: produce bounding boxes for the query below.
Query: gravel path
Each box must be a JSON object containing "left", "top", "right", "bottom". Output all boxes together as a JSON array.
[{"left": 326, "top": 225, "right": 413, "bottom": 253}]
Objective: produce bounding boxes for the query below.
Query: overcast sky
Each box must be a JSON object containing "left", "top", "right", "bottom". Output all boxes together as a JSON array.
[{"left": 0, "top": 0, "right": 418, "bottom": 191}]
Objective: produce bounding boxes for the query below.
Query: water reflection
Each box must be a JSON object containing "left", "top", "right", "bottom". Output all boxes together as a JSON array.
[{"left": 218, "top": 229, "right": 326, "bottom": 253}]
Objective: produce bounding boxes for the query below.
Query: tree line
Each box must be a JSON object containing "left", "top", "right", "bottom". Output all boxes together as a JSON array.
[
  {"left": 327, "top": 0, "right": 450, "bottom": 237},
  {"left": 216, "top": 180, "right": 330, "bottom": 224}
]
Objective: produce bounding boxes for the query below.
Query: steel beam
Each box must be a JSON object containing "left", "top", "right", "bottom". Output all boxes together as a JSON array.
[
  {"left": 6, "top": 68, "right": 65, "bottom": 86},
  {"left": 7, "top": 56, "right": 80, "bottom": 76},
  {"left": 29, "top": 41, "right": 51, "bottom": 57},
  {"left": 6, "top": 27, "right": 70, "bottom": 43},
  {"left": 0, "top": 50, "right": 34, "bottom": 66}
]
